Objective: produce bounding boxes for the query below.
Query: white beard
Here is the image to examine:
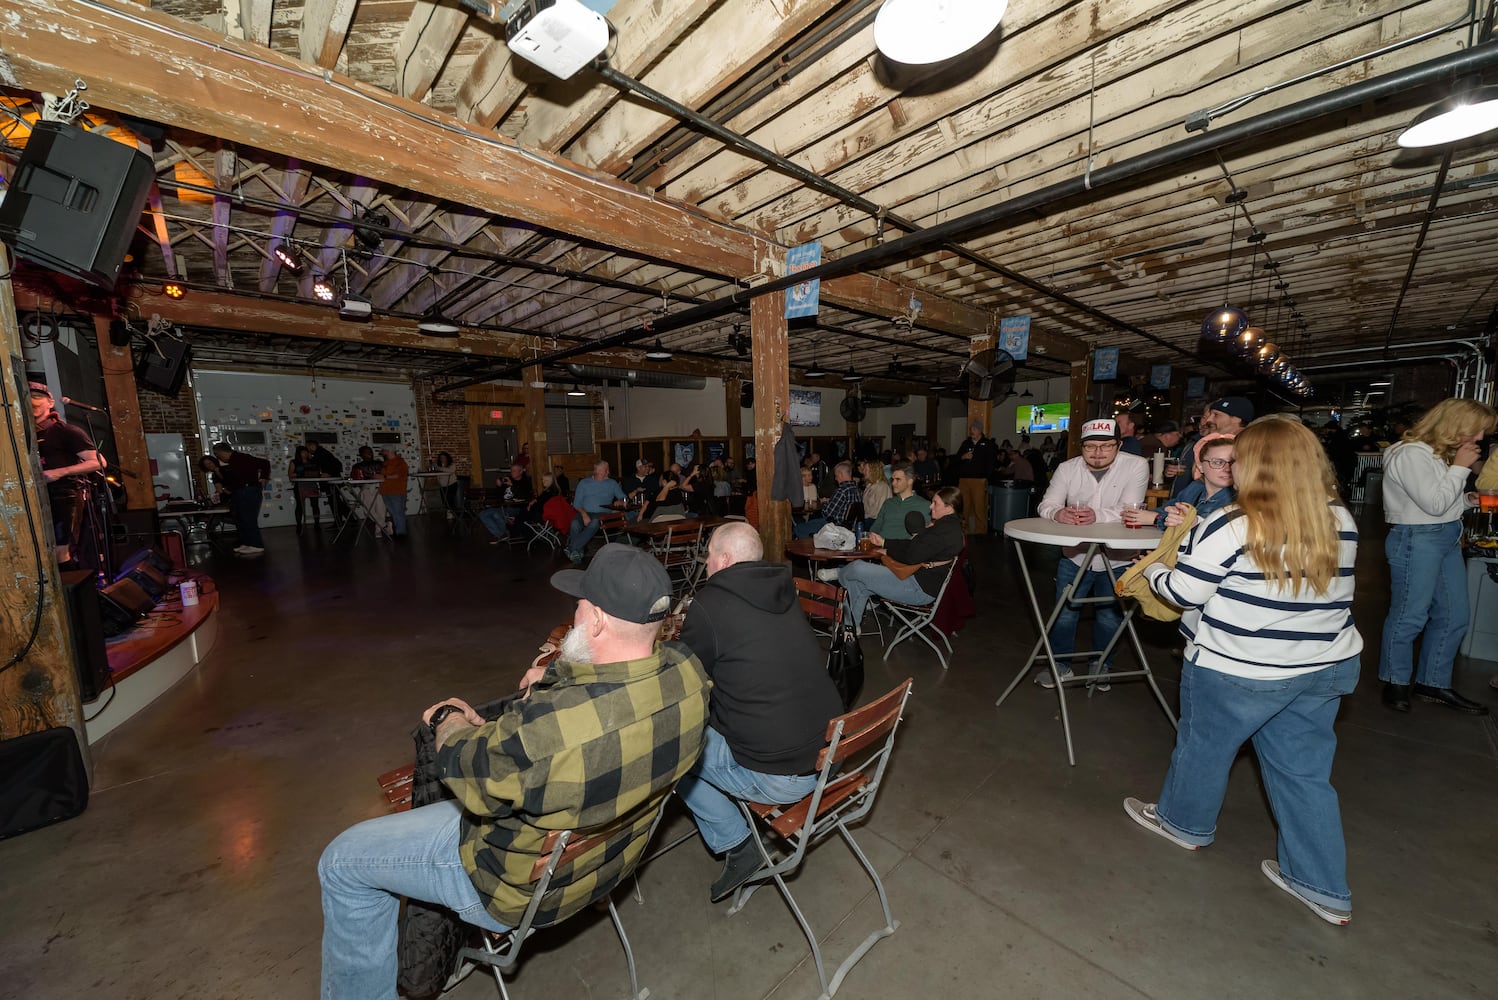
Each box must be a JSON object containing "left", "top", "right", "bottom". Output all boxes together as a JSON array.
[{"left": 559, "top": 626, "right": 594, "bottom": 664}]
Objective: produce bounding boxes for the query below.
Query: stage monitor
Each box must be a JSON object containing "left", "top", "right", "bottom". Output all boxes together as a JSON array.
[{"left": 1019, "top": 402, "right": 1070, "bottom": 435}]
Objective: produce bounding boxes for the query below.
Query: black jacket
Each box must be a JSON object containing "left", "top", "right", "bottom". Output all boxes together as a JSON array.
[
  {"left": 680, "top": 561, "right": 843, "bottom": 774},
  {"left": 885, "top": 513, "right": 963, "bottom": 597}
]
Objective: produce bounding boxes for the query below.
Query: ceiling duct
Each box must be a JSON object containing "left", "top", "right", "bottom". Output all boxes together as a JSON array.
[
  {"left": 563, "top": 364, "right": 707, "bottom": 390},
  {"left": 860, "top": 392, "right": 911, "bottom": 408}
]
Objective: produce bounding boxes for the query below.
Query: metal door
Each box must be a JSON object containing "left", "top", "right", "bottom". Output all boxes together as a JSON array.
[{"left": 478, "top": 425, "right": 520, "bottom": 488}]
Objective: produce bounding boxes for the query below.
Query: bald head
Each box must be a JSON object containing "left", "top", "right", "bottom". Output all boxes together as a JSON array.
[{"left": 707, "top": 522, "right": 763, "bottom": 577}]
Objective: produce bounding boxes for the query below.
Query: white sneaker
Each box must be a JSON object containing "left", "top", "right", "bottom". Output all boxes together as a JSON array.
[
  {"left": 1261, "top": 860, "right": 1350, "bottom": 925},
  {"left": 236, "top": 545, "right": 265, "bottom": 557},
  {"left": 232, "top": 545, "right": 251, "bottom": 553},
  {"left": 1123, "top": 798, "right": 1201, "bottom": 851},
  {"left": 815, "top": 567, "right": 841, "bottom": 583},
  {"left": 1034, "top": 667, "right": 1074, "bottom": 689}
]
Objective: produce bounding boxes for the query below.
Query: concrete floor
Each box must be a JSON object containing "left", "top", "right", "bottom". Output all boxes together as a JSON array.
[{"left": 3, "top": 513, "right": 1497, "bottom": 1000}]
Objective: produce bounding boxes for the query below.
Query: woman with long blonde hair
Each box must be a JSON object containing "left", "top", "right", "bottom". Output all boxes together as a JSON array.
[
  {"left": 1125, "top": 419, "right": 1362, "bottom": 926},
  {"left": 859, "top": 458, "right": 891, "bottom": 526},
  {"left": 1379, "top": 397, "right": 1496, "bottom": 715}
]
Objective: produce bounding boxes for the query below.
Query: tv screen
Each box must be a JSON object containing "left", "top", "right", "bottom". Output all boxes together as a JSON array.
[
  {"left": 789, "top": 389, "right": 821, "bottom": 427},
  {"left": 1019, "top": 402, "right": 1070, "bottom": 434}
]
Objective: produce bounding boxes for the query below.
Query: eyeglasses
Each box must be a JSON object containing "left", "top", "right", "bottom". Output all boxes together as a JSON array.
[
  {"left": 1201, "top": 457, "right": 1236, "bottom": 470},
  {"left": 1081, "top": 442, "right": 1119, "bottom": 453}
]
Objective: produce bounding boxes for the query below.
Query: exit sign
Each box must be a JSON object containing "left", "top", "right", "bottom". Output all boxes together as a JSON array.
[{"left": 490, "top": 409, "right": 505, "bottom": 419}]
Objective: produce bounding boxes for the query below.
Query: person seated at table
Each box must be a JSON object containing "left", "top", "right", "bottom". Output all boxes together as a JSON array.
[
  {"left": 565, "top": 460, "right": 628, "bottom": 565},
  {"left": 794, "top": 461, "right": 861, "bottom": 538},
  {"left": 643, "top": 469, "right": 686, "bottom": 520},
  {"left": 841, "top": 487, "right": 964, "bottom": 632},
  {"left": 676, "top": 523, "right": 845, "bottom": 901},
  {"left": 860, "top": 459, "right": 892, "bottom": 530},
  {"left": 553, "top": 464, "right": 571, "bottom": 499},
  {"left": 318, "top": 545, "right": 710, "bottom": 998},
  {"left": 912, "top": 448, "right": 940, "bottom": 493},
  {"left": 622, "top": 459, "right": 651, "bottom": 503},
  {"left": 513, "top": 472, "right": 559, "bottom": 533},
  {"left": 868, "top": 462, "right": 930, "bottom": 541},
  {"left": 479, "top": 462, "right": 532, "bottom": 544},
  {"left": 1034, "top": 418, "right": 1149, "bottom": 690},
  {"left": 1124, "top": 434, "right": 1236, "bottom": 530},
  {"left": 289, "top": 445, "right": 323, "bottom": 534}
]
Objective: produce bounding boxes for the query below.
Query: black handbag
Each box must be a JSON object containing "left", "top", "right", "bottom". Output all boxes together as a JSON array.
[
  {"left": 826, "top": 622, "right": 865, "bottom": 711},
  {"left": 0, "top": 727, "right": 89, "bottom": 840}
]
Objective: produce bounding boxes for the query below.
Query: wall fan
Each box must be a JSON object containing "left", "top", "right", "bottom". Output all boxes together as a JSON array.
[
  {"left": 838, "top": 392, "right": 868, "bottom": 423},
  {"left": 960, "top": 348, "right": 1015, "bottom": 401}
]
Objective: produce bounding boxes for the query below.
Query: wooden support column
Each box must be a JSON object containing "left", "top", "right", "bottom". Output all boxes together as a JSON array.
[
  {"left": 751, "top": 288, "right": 791, "bottom": 563},
  {"left": 0, "top": 253, "right": 89, "bottom": 762},
  {"left": 92, "top": 317, "right": 154, "bottom": 510},
  {"left": 925, "top": 393, "right": 940, "bottom": 447},
  {"left": 724, "top": 376, "right": 744, "bottom": 469},
  {"left": 966, "top": 332, "right": 994, "bottom": 436},
  {"left": 521, "top": 365, "right": 548, "bottom": 478},
  {"left": 1068, "top": 359, "right": 1091, "bottom": 457}
]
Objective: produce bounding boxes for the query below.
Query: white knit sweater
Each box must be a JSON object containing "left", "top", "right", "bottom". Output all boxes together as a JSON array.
[{"left": 1382, "top": 441, "right": 1469, "bottom": 525}]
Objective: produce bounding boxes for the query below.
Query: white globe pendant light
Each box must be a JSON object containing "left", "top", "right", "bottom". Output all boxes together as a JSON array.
[{"left": 874, "top": 0, "right": 1008, "bottom": 65}]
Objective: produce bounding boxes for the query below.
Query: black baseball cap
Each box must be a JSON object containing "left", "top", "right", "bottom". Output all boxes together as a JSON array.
[
  {"left": 1153, "top": 420, "right": 1180, "bottom": 435},
  {"left": 1208, "top": 396, "right": 1255, "bottom": 423},
  {"left": 550, "top": 543, "right": 673, "bottom": 624}
]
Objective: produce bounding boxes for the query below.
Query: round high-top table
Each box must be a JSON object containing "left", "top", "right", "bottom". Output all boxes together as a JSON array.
[{"left": 996, "top": 517, "right": 1178, "bottom": 766}]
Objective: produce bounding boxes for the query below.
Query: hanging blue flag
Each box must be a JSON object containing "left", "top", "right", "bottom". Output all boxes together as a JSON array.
[
  {"left": 1150, "top": 364, "right": 1172, "bottom": 390},
  {"left": 999, "top": 316, "right": 1030, "bottom": 361},
  {"left": 784, "top": 242, "right": 823, "bottom": 319},
  {"left": 1186, "top": 376, "right": 1207, "bottom": 399},
  {"left": 1093, "top": 347, "right": 1119, "bottom": 381}
]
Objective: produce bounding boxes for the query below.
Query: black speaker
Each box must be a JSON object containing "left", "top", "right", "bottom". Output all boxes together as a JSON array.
[
  {"left": 120, "top": 546, "right": 173, "bottom": 577},
  {"left": 60, "top": 571, "right": 110, "bottom": 703},
  {"left": 121, "top": 565, "right": 168, "bottom": 602},
  {"left": 0, "top": 728, "right": 89, "bottom": 840},
  {"left": 98, "top": 577, "right": 155, "bottom": 638},
  {"left": 136, "top": 337, "right": 191, "bottom": 395},
  {"left": 0, "top": 121, "right": 154, "bottom": 290}
]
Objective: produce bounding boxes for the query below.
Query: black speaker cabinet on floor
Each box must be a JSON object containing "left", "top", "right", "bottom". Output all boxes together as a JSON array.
[
  {"left": 98, "top": 577, "right": 155, "bottom": 639},
  {"left": 60, "top": 571, "right": 110, "bottom": 703},
  {"left": 0, "top": 121, "right": 154, "bottom": 290}
]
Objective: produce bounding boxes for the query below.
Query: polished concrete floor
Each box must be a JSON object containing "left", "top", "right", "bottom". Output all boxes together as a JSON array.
[{"left": 3, "top": 513, "right": 1497, "bottom": 1000}]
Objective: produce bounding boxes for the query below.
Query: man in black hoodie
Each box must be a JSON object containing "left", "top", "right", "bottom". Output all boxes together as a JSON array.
[{"left": 676, "top": 522, "right": 844, "bottom": 902}]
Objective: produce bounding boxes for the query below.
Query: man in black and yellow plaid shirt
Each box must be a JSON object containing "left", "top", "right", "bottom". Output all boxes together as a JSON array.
[{"left": 319, "top": 545, "right": 710, "bottom": 999}]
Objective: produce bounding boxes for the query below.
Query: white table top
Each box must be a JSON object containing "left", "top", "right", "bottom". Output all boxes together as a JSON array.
[{"left": 1004, "top": 516, "right": 1163, "bottom": 550}]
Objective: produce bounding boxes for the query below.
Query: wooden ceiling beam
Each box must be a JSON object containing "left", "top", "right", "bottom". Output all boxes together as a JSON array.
[
  {"left": 299, "top": 0, "right": 359, "bottom": 69},
  {"left": 257, "top": 161, "right": 312, "bottom": 292},
  {"left": 397, "top": 1, "right": 469, "bottom": 103},
  {"left": 454, "top": 35, "right": 528, "bottom": 131},
  {"left": 1, "top": 0, "right": 765, "bottom": 280}
]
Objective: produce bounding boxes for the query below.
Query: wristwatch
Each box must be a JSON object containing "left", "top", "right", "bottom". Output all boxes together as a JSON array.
[{"left": 427, "top": 704, "right": 465, "bottom": 736}]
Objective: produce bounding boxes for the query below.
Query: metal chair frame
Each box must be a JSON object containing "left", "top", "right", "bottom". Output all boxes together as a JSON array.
[
  {"left": 874, "top": 559, "right": 959, "bottom": 669},
  {"left": 450, "top": 789, "right": 675, "bottom": 1000},
  {"left": 727, "top": 679, "right": 915, "bottom": 1000}
]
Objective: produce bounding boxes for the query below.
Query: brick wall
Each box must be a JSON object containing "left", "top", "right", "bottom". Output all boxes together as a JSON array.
[
  {"left": 137, "top": 381, "right": 204, "bottom": 459},
  {"left": 412, "top": 378, "right": 472, "bottom": 476}
]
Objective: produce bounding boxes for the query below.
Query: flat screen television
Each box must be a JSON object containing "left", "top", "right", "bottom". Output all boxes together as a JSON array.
[
  {"left": 789, "top": 389, "right": 821, "bottom": 427},
  {"left": 1019, "top": 402, "right": 1070, "bottom": 434}
]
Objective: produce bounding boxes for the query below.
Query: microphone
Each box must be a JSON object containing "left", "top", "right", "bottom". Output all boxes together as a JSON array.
[{"left": 63, "top": 396, "right": 107, "bottom": 413}]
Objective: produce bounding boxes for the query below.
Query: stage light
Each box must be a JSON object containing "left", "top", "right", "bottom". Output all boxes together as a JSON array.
[
  {"left": 163, "top": 280, "right": 186, "bottom": 299},
  {"left": 273, "top": 243, "right": 305, "bottom": 272},
  {"left": 311, "top": 276, "right": 336, "bottom": 302}
]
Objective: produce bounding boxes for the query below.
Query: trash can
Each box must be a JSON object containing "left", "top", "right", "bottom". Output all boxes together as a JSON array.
[
  {"left": 1462, "top": 556, "right": 1498, "bottom": 660},
  {"left": 989, "top": 480, "right": 1031, "bottom": 535}
]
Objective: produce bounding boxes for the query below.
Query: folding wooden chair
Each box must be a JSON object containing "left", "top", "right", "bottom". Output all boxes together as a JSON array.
[
  {"left": 794, "top": 575, "right": 846, "bottom": 639},
  {"left": 727, "top": 679, "right": 915, "bottom": 999},
  {"left": 875, "top": 559, "right": 959, "bottom": 669},
  {"left": 652, "top": 520, "right": 704, "bottom": 594},
  {"left": 450, "top": 788, "right": 675, "bottom": 1000}
]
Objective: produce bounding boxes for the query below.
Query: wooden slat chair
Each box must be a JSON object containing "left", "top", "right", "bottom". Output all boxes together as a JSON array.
[
  {"left": 726, "top": 679, "right": 915, "bottom": 999},
  {"left": 793, "top": 575, "right": 846, "bottom": 639},
  {"left": 450, "top": 788, "right": 675, "bottom": 1000},
  {"left": 595, "top": 510, "right": 630, "bottom": 545},
  {"left": 652, "top": 519, "right": 705, "bottom": 594},
  {"left": 874, "top": 559, "right": 960, "bottom": 669}
]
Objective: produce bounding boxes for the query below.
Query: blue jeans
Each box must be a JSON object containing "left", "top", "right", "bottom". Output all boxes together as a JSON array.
[
  {"left": 1049, "top": 557, "right": 1123, "bottom": 670},
  {"left": 382, "top": 494, "right": 407, "bottom": 536},
  {"left": 568, "top": 512, "right": 605, "bottom": 554},
  {"left": 319, "top": 800, "right": 509, "bottom": 1000},
  {"left": 478, "top": 506, "right": 521, "bottom": 539},
  {"left": 1379, "top": 521, "right": 1466, "bottom": 687},
  {"left": 1155, "top": 655, "right": 1360, "bottom": 911},
  {"left": 677, "top": 727, "right": 819, "bottom": 853},
  {"left": 230, "top": 484, "right": 264, "bottom": 547},
  {"left": 795, "top": 516, "right": 827, "bottom": 539},
  {"left": 841, "top": 559, "right": 933, "bottom": 627}
]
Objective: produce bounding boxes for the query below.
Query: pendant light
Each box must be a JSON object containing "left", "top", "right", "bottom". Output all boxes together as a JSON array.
[
  {"left": 415, "top": 266, "right": 460, "bottom": 337},
  {"left": 1397, "top": 84, "right": 1498, "bottom": 147},
  {"left": 874, "top": 0, "right": 1008, "bottom": 65},
  {"left": 644, "top": 338, "right": 673, "bottom": 361},
  {"left": 1200, "top": 189, "right": 1250, "bottom": 344}
]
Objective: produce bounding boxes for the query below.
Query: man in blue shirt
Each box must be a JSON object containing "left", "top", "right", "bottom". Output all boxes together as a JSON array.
[{"left": 566, "top": 460, "right": 628, "bottom": 564}]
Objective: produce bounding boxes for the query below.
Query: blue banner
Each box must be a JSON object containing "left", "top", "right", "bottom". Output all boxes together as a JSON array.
[
  {"left": 1150, "top": 364, "right": 1172, "bottom": 390},
  {"left": 999, "top": 316, "right": 1030, "bottom": 361},
  {"left": 1186, "top": 376, "right": 1207, "bottom": 399},
  {"left": 784, "top": 242, "right": 823, "bottom": 319},
  {"left": 1092, "top": 347, "right": 1119, "bottom": 381}
]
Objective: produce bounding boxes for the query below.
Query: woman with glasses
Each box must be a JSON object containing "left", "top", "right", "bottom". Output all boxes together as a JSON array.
[
  {"left": 1125, "top": 419, "right": 1362, "bottom": 926},
  {"left": 1378, "top": 397, "right": 1496, "bottom": 715},
  {"left": 1122, "top": 434, "right": 1235, "bottom": 529}
]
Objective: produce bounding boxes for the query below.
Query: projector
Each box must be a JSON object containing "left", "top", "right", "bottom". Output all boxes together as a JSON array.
[
  {"left": 502, "top": 0, "right": 609, "bottom": 80},
  {"left": 339, "top": 294, "right": 373, "bottom": 320}
]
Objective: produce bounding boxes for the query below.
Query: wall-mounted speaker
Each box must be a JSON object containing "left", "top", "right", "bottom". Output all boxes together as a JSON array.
[
  {"left": 136, "top": 337, "right": 191, "bottom": 396},
  {"left": 0, "top": 121, "right": 154, "bottom": 290}
]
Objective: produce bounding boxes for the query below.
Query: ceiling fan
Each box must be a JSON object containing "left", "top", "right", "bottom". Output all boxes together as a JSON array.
[{"left": 958, "top": 347, "right": 1016, "bottom": 401}]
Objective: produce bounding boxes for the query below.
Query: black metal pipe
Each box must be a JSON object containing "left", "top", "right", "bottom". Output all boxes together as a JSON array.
[
  {"left": 440, "top": 41, "right": 1498, "bottom": 393},
  {"left": 1381, "top": 149, "right": 1452, "bottom": 356}
]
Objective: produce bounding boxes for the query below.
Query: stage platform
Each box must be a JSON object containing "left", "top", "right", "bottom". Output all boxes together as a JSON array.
[{"left": 86, "top": 573, "right": 221, "bottom": 744}]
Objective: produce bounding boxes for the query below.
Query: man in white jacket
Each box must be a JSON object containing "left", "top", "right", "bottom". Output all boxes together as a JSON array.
[{"left": 1034, "top": 418, "right": 1150, "bottom": 688}]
